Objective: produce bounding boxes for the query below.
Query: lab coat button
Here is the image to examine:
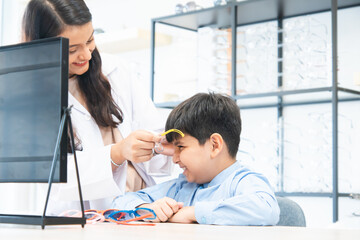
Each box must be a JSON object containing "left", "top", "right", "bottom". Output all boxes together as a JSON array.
[{"left": 85, "top": 114, "right": 91, "bottom": 120}]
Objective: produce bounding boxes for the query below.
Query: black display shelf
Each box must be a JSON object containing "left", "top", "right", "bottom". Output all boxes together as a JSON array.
[
  {"left": 154, "top": 86, "right": 360, "bottom": 109},
  {"left": 153, "top": 0, "right": 360, "bottom": 31},
  {"left": 235, "top": 87, "right": 360, "bottom": 99}
]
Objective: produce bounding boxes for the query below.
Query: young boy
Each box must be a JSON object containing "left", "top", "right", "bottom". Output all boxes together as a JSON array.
[{"left": 112, "top": 93, "right": 280, "bottom": 225}]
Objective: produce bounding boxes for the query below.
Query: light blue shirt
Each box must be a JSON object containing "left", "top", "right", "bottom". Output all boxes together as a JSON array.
[{"left": 112, "top": 161, "right": 280, "bottom": 225}]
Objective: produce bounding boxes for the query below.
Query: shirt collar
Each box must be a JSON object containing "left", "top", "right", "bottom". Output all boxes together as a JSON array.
[
  {"left": 202, "top": 161, "right": 241, "bottom": 188},
  {"left": 68, "top": 92, "right": 89, "bottom": 115}
]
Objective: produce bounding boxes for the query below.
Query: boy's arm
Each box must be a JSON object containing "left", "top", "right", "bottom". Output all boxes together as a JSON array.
[
  {"left": 193, "top": 174, "right": 280, "bottom": 226},
  {"left": 168, "top": 206, "right": 196, "bottom": 223},
  {"left": 139, "top": 197, "right": 183, "bottom": 222},
  {"left": 111, "top": 178, "right": 180, "bottom": 210}
]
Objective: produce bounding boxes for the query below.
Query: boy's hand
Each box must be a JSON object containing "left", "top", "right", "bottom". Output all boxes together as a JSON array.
[
  {"left": 168, "top": 206, "right": 197, "bottom": 224},
  {"left": 138, "top": 197, "right": 183, "bottom": 222}
]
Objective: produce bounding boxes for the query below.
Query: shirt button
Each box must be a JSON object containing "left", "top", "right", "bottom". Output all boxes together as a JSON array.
[
  {"left": 201, "top": 217, "right": 206, "bottom": 224},
  {"left": 84, "top": 114, "right": 91, "bottom": 120}
]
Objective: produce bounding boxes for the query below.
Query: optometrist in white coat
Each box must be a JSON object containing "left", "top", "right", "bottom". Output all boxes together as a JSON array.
[{"left": 45, "top": 54, "right": 172, "bottom": 215}]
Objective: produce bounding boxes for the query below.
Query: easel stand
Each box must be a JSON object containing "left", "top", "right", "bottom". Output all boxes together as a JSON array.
[{"left": 0, "top": 106, "right": 86, "bottom": 229}]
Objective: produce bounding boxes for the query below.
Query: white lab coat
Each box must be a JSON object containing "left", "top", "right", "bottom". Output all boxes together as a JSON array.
[{"left": 46, "top": 54, "right": 172, "bottom": 214}]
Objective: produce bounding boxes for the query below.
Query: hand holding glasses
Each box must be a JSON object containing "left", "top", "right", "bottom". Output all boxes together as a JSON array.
[{"left": 153, "top": 129, "right": 185, "bottom": 155}]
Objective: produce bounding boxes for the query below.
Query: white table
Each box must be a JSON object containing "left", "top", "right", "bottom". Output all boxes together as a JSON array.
[{"left": 0, "top": 222, "right": 359, "bottom": 240}]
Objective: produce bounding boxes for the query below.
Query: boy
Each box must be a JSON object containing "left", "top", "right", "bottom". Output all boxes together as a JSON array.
[{"left": 112, "top": 93, "right": 280, "bottom": 225}]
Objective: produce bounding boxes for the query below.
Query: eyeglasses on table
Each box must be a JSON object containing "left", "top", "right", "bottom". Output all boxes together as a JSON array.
[{"left": 60, "top": 208, "right": 156, "bottom": 226}]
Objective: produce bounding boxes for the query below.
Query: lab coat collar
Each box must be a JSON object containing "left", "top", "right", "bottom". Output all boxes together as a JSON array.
[{"left": 68, "top": 92, "right": 90, "bottom": 116}]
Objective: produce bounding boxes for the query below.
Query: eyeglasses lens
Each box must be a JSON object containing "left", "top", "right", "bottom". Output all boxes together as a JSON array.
[
  {"left": 111, "top": 211, "right": 135, "bottom": 220},
  {"left": 85, "top": 212, "right": 98, "bottom": 220},
  {"left": 103, "top": 209, "right": 118, "bottom": 219}
]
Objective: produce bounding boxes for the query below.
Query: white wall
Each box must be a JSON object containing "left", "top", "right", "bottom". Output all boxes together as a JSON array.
[
  {"left": 0, "top": 0, "right": 27, "bottom": 45},
  {"left": 0, "top": 0, "right": 2, "bottom": 45}
]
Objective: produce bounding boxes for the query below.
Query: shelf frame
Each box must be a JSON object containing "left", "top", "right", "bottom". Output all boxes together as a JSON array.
[
  {"left": 151, "top": 0, "right": 360, "bottom": 32},
  {"left": 331, "top": 0, "right": 339, "bottom": 222},
  {"left": 155, "top": 87, "right": 360, "bottom": 108}
]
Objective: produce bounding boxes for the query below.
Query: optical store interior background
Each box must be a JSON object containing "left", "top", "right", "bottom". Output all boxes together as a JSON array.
[{"left": 0, "top": 0, "right": 359, "bottom": 228}]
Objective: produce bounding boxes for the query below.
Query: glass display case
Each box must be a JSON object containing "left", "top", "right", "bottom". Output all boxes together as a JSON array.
[{"left": 150, "top": 0, "right": 360, "bottom": 222}]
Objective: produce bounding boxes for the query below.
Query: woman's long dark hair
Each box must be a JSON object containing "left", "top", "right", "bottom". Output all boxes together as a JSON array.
[{"left": 22, "top": 0, "right": 123, "bottom": 150}]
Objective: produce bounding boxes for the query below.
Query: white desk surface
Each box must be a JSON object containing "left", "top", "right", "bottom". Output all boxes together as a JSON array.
[{"left": 0, "top": 223, "right": 359, "bottom": 240}]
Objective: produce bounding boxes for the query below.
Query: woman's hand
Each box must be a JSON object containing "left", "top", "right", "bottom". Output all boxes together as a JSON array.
[
  {"left": 111, "top": 130, "right": 157, "bottom": 164},
  {"left": 153, "top": 135, "right": 175, "bottom": 156}
]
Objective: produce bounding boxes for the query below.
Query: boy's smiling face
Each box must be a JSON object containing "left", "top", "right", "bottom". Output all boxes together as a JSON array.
[{"left": 173, "top": 134, "right": 214, "bottom": 184}]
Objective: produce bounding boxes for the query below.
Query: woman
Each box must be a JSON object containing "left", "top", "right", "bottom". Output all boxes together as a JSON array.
[{"left": 22, "top": 0, "right": 172, "bottom": 214}]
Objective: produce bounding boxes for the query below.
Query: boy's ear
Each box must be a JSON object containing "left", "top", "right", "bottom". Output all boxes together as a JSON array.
[{"left": 209, "top": 133, "right": 223, "bottom": 158}]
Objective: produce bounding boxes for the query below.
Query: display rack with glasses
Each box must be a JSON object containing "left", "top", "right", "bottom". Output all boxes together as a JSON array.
[{"left": 150, "top": 0, "right": 360, "bottom": 222}]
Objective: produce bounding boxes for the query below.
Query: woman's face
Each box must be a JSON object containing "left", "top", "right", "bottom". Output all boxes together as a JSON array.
[{"left": 59, "top": 22, "right": 95, "bottom": 76}]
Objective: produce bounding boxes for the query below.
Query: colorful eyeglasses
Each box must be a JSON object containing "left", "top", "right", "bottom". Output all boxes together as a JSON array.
[
  {"left": 59, "top": 209, "right": 106, "bottom": 224},
  {"left": 59, "top": 208, "right": 156, "bottom": 226},
  {"left": 85, "top": 209, "right": 119, "bottom": 222},
  {"left": 108, "top": 208, "right": 156, "bottom": 226},
  {"left": 154, "top": 129, "right": 185, "bottom": 153}
]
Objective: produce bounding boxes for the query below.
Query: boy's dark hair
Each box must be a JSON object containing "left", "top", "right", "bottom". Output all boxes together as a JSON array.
[{"left": 165, "top": 93, "right": 241, "bottom": 158}]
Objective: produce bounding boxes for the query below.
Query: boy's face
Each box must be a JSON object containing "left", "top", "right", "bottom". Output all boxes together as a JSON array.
[{"left": 172, "top": 134, "right": 213, "bottom": 184}]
